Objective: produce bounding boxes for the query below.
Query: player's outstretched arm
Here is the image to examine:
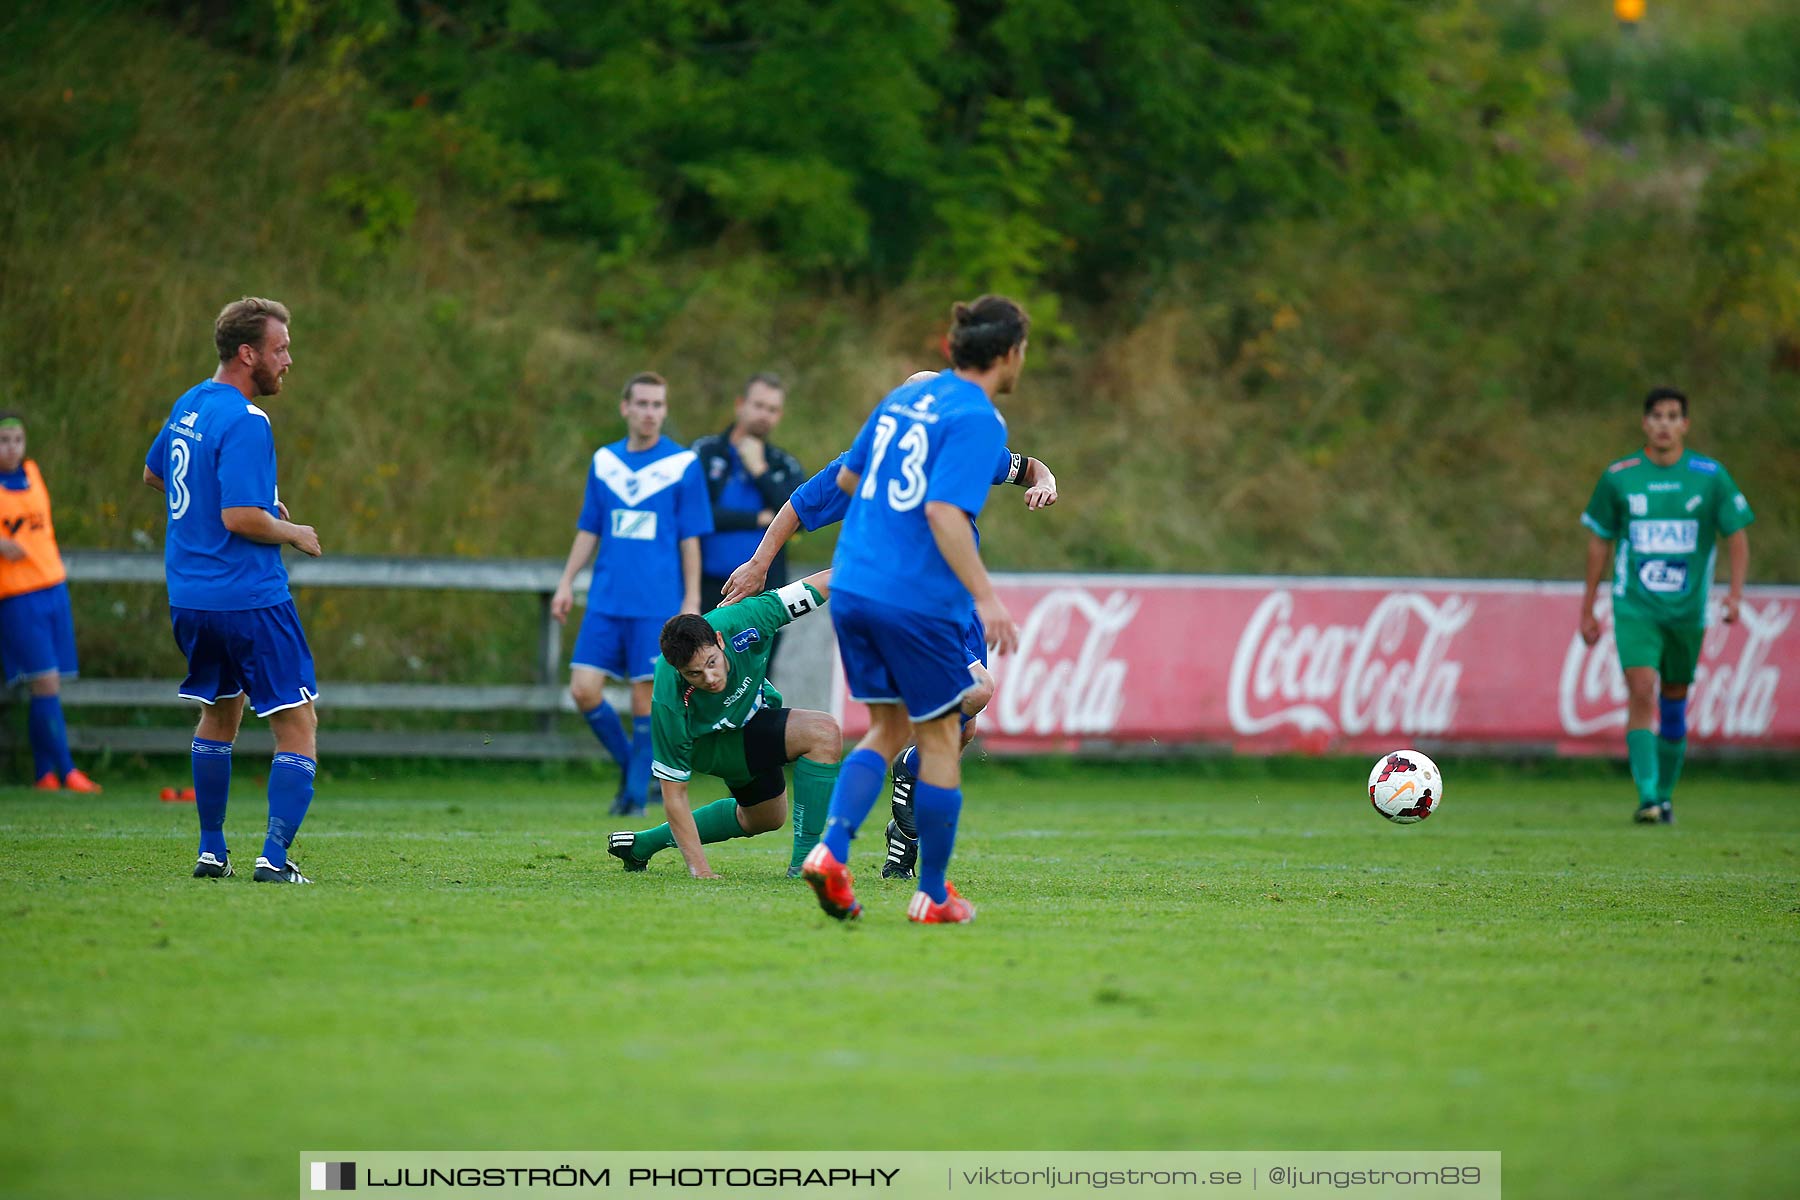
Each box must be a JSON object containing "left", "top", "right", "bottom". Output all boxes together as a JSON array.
[
  {"left": 551, "top": 530, "right": 599, "bottom": 625},
  {"left": 720, "top": 501, "right": 802, "bottom": 605},
  {"left": 657, "top": 780, "right": 718, "bottom": 879},
  {"left": 925, "top": 500, "right": 1018, "bottom": 656},
  {"left": 1020, "top": 456, "right": 1058, "bottom": 510},
  {"left": 1578, "top": 534, "right": 1610, "bottom": 646},
  {"left": 221, "top": 506, "right": 321, "bottom": 557},
  {"left": 797, "top": 569, "right": 832, "bottom": 603}
]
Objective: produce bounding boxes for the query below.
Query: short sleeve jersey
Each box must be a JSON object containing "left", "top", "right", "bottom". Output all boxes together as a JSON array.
[
  {"left": 1581, "top": 449, "right": 1754, "bottom": 626},
  {"left": 649, "top": 580, "right": 826, "bottom": 783},
  {"left": 790, "top": 444, "right": 1025, "bottom": 533},
  {"left": 829, "top": 372, "right": 1008, "bottom": 616},
  {"left": 577, "top": 435, "right": 714, "bottom": 618},
  {"left": 144, "top": 380, "right": 291, "bottom": 611}
]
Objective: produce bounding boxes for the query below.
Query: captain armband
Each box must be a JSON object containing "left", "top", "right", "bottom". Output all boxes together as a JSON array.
[{"left": 777, "top": 579, "right": 826, "bottom": 621}]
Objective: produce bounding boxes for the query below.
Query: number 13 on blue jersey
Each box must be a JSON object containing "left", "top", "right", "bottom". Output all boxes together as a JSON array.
[{"left": 859, "top": 414, "right": 930, "bottom": 512}]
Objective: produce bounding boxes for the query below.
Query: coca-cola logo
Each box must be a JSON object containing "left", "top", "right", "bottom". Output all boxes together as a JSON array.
[
  {"left": 1227, "top": 590, "right": 1472, "bottom": 738},
  {"left": 991, "top": 589, "right": 1137, "bottom": 737},
  {"left": 1558, "top": 598, "right": 1789, "bottom": 738}
]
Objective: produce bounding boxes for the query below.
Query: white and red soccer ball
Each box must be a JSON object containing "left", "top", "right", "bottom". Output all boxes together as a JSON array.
[{"left": 1368, "top": 749, "right": 1442, "bottom": 824}]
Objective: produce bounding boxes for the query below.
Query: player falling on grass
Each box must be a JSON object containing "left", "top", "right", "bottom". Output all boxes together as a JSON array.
[
  {"left": 143, "top": 297, "right": 323, "bottom": 883},
  {"left": 721, "top": 372, "right": 1057, "bottom": 879},
  {"left": 800, "top": 296, "right": 1029, "bottom": 924},
  {"left": 552, "top": 372, "right": 713, "bottom": 816},
  {"left": 1578, "top": 386, "right": 1754, "bottom": 824},
  {"left": 0, "top": 412, "right": 102, "bottom": 793},
  {"left": 607, "top": 571, "right": 840, "bottom": 877}
]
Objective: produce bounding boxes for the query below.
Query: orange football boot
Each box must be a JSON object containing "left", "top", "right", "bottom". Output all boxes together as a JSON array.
[
  {"left": 63, "top": 769, "right": 103, "bottom": 794},
  {"left": 800, "top": 843, "right": 862, "bottom": 921},
  {"left": 34, "top": 772, "right": 60, "bottom": 791},
  {"left": 906, "top": 881, "right": 975, "bottom": 924}
]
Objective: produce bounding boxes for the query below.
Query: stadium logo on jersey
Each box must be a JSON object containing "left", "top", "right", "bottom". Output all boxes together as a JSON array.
[
  {"left": 1686, "top": 494, "right": 1704, "bottom": 512},
  {"left": 180, "top": 411, "right": 199, "bottom": 427},
  {"left": 730, "top": 627, "right": 761, "bottom": 652},
  {"left": 1627, "top": 494, "right": 1648, "bottom": 516},
  {"left": 592, "top": 447, "right": 697, "bottom": 506},
  {"left": 610, "top": 510, "right": 657, "bottom": 541},
  {"left": 1687, "top": 456, "right": 1718, "bottom": 473},
  {"left": 1609, "top": 457, "right": 1642, "bottom": 473},
  {"left": 1647, "top": 480, "right": 1682, "bottom": 492},
  {"left": 1733, "top": 493, "right": 1749, "bottom": 512},
  {"left": 1638, "top": 559, "right": 1689, "bottom": 594},
  {"left": 1627, "top": 519, "right": 1698, "bottom": 554}
]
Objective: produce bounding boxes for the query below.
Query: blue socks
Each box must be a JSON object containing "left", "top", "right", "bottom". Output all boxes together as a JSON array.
[
  {"left": 27, "top": 694, "right": 74, "bottom": 780},
  {"left": 191, "top": 737, "right": 233, "bottom": 860},
  {"left": 821, "top": 748, "right": 889, "bottom": 861},
  {"left": 912, "top": 780, "right": 963, "bottom": 904},
  {"left": 581, "top": 701, "right": 632, "bottom": 769},
  {"left": 625, "top": 716, "right": 654, "bottom": 809},
  {"left": 262, "top": 752, "right": 316, "bottom": 868}
]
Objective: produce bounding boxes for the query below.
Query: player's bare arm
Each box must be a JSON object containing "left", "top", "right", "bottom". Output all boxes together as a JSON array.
[
  {"left": 1579, "top": 533, "right": 1610, "bottom": 646},
  {"left": 835, "top": 465, "right": 860, "bottom": 495},
  {"left": 925, "top": 500, "right": 1018, "bottom": 655},
  {"left": 221, "top": 506, "right": 322, "bottom": 557},
  {"left": 721, "top": 502, "right": 803, "bottom": 605},
  {"left": 680, "top": 536, "right": 701, "bottom": 615},
  {"left": 551, "top": 530, "right": 599, "bottom": 625},
  {"left": 143, "top": 466, "right": 165, "bottom": 492},
  {"left": 1723, "top": 528, "right": 1749, "bottom": 624},
  {"left": 1020, "top": 456, "right": 1058, "bottom": 510},
  {"left": 656, "top": 779, "right": 718, "bottom": 878}
]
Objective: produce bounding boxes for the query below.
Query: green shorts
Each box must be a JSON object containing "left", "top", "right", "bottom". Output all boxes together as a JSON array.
[
  {"left": 1613, "top": 612, "right": 1704, "bottom": 685},
  {"left": 686, "top": 707, "right": 791, "bottom": 805}
]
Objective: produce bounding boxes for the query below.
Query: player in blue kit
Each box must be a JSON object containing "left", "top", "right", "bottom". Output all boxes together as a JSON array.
[
  {"left": 552, "top": 372, "right": 713, "bottom": 815},
  {"left": 143, "top": 297, "right": 323, "bottom": 884},
  {"left": 721, "top": 372, "right": 1058, "bottom": 878},
  {"left": 800, "top": 296, "right": 1031, "bottom": 924}
]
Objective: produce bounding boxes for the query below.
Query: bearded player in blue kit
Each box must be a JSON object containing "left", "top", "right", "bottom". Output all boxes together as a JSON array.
[
  {"left": 143, "top": 297, "right": 324, "bottom": 884},
  {"left": 799, "top": 296, "right": 1031, "bottom": 924}
]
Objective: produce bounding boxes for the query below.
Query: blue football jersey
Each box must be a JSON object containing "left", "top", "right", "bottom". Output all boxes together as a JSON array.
[
  {"left": 830, "top": 372, "right": 1008, "bottom": 616},
  {"left": 145, "top": 380, "right": 291, "bottom": 611},
  {"left": 577, "top": 435, "right": 714, "bottom": 617},
  {"left": 790, "top": 445, "right": 1023, "bottom": 533}
]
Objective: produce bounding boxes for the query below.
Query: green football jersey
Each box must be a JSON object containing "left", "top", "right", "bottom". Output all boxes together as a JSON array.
[
  {"left": 649, "top": 580, "right": 826, "bottom": 784},
  {"left": 1581, "top": 449, "right": 1754, "bottom": 625}
]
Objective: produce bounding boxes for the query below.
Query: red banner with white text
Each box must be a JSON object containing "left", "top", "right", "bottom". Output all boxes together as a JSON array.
[{"left": 828, "top": 576, "right": 1800, "bottom": 754}]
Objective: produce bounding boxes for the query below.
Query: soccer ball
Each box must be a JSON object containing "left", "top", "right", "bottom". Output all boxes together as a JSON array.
[{"left": 1367, "top": 749, "right": 1442, "bottom": 824}]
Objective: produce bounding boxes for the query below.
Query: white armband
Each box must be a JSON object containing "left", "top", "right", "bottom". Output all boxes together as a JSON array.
[{"left": 776, "top": 579, "right": 825, "bottom": 621}]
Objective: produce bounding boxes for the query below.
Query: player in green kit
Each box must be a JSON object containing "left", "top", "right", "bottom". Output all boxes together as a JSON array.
[
  {"left": 1578, "top": 387, "right": 1754, "bottom": 824},
  {"left": 607, "top": 571, "right": 840, "bottom": 877}
]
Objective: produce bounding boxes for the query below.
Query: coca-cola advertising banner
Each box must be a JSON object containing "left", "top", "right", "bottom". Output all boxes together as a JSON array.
[{"left": 828, "top": 575, "right": 1800, "bottom": 755}]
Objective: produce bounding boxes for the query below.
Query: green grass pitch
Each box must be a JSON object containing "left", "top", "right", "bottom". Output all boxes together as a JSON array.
[{"left": 2, "top": 758, "right": 1796, "bottom": 1199}]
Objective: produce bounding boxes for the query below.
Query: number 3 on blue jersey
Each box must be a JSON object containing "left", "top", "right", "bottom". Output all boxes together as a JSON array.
[
  {"left": 859, "top": 415, "right": 930, "bottom": 513},
  {"left": 168, "top": 437, "right": 192, "bottom": 520}
]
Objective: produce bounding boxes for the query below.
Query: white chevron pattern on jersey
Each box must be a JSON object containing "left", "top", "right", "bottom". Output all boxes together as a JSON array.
[{"left": 592, "top": 447, "right": 698, "bottom": 506}]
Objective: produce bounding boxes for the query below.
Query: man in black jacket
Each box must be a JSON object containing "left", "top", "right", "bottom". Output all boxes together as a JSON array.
[{"left": 691, "top": 373, "right": 805, "bottom": 615}]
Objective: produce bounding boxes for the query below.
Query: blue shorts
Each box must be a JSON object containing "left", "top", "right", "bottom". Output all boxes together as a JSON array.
[
  {"left": 572, "top": 611, "right": 663, "bottom": 682},
  {"left": 171, "top": 601, "right": 318, "bottom": 717},
  {"left": 0, "top": 582, "right": 79, "bottom": 686},
  {"left": 963, "top": 611, "right": 988, "bottom": 670},
  {"left": 833, "top": 589, "right": 979, "bottom": 723}
]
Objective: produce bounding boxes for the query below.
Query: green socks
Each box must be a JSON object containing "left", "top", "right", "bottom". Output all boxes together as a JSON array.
[
  {"left": 1626, "top": 728, "right": 1660, "bottom": 808},
  {"left": 1655, "top": 735, "right": 1686, "bottom": 804},
  {"left": 789, "top": 756, "right": 838, "bottom": 872},
  {"left": 631, "top": 797, "right": 747, "bottom": 860}
]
